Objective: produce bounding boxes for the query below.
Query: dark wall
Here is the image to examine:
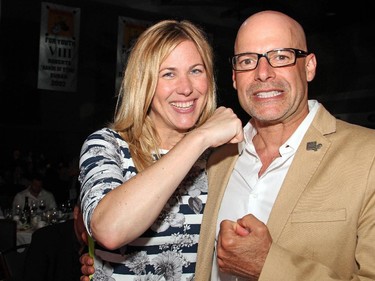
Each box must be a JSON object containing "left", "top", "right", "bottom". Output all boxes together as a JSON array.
[
  {"left": 1, "top": 0, "right": 374, "bottom": 168},
  {"left": 0, "top": 0, "right": 243, "bottom": 164}
]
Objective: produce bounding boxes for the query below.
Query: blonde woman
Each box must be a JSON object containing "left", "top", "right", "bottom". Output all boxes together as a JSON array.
[{"left": 79, "top": 19, "right": 243, "bottom": 280}]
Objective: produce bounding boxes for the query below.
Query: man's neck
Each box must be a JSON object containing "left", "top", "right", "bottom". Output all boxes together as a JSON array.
[{"left": 28, "top": 188, "right": 40, "bottom": 198}]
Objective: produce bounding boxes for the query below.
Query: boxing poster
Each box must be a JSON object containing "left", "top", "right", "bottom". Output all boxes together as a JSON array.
[{"left": 37, "top": 2, "right": 80, "bottom": 92}]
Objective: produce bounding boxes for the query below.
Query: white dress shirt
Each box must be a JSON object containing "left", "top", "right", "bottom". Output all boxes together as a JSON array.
[
  {"left": 12, "top": 188, "right": 57, "bottom": 211},
  {"left": 211, "top": 100, "right": 320, "bottom": 281}
]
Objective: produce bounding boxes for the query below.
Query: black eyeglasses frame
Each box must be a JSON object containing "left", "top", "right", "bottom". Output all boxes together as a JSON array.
[{"left": 230, "top": 48, "right": 309, "bottom": 72}]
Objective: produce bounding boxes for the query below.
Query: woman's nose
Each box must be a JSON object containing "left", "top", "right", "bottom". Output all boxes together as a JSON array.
[{"left": 176, "top": 75, "right": 193, "bottom": 96}]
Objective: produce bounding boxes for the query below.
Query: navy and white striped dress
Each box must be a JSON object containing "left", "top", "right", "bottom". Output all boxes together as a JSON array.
[{"left": 79, "top": 128, "right": 210, "bottom": 281}]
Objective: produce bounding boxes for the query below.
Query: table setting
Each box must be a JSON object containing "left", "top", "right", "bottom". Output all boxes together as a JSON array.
[{"left": 4, "top": 199, "right": 75, "bottom": 245}]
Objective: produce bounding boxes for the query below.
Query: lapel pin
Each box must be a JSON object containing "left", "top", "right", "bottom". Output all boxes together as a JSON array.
[{"left": 306, "top": 141, "right": 322, "bottom": 151}]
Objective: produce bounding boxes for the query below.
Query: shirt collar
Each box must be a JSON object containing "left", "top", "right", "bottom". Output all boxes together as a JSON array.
[{"left": 238, "top": 99, "right": 320, "bottom": 155}]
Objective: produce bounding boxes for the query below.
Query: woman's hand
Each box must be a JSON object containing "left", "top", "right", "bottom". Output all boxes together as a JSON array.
[{"left": 193, "top": 106, "right": 244, "bottom": 148}]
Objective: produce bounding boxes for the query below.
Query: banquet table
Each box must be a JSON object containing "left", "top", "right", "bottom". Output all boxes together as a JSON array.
[{"left": 16, "top": 211, "right": 73, "bottom": 245}]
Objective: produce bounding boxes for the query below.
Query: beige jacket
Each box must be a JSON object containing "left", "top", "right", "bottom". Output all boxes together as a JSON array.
[{"left": 195, "top": 106, "right": 375, "bottom": 281}]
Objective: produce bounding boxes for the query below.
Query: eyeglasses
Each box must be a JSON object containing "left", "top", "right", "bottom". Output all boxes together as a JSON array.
[{"left": 231, "top": 48, "right": 309, "bottom": 71}]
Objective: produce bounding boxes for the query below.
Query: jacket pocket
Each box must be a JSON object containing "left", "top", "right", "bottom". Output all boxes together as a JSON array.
[{"left": 291, "top": 208, "right": 346, "bottom": 223}]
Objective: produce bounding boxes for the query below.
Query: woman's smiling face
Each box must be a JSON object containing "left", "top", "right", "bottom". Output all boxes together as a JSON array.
[{"left": 149, "top": 40, "right": 209, "bottom": 135}]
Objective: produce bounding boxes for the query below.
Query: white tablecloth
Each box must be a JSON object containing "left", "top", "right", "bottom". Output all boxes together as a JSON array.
[
  {"left": 16, "top": 229, "right": 33, "bottom": 245},
  {"left": 15, "top": 211, "right": 72, "bottom": 245}
]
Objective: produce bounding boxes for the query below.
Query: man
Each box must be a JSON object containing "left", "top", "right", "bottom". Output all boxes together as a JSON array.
[
  {"left": 23, "top": 202, "right": 87, "bottom": 281},
  {"left": 195, "top": 10, "right": 375, "bottom": 280},
  {"left": 12, "top": 172, "right": 57, "bottom": 211}
]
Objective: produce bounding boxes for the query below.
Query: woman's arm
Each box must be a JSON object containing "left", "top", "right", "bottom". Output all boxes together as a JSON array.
[{"left": 81, "top": 107, "right": 243, "bottom": 249}]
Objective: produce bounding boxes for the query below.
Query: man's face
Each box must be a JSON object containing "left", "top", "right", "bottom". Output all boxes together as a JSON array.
[
  {"left": 232, "top": 14, "right": 315, "bottom": 126},
  {"left": 30, "top": 179, "right": 43, "bottom": 194}
]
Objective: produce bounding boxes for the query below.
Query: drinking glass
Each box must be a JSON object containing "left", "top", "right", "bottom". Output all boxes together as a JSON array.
[
  {"left": 39, "top": 200, "right": 46, "bottom": 211},
  {"left": 3, "top": 208, "right": 13, "bottom": 219},
  {"left": 31, "top": 200, "right": 38, "bottom": 213}
]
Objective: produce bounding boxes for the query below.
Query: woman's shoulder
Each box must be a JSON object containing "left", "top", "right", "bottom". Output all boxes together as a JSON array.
[
  {"left": 80, "top": 128, "right": 132, "bottom": 163},
  {"left": 86, "top": 127, "right": 122, "bottom": 141},
  {"left": 83, "top": 128, "right": 128, "bottom": 148}
]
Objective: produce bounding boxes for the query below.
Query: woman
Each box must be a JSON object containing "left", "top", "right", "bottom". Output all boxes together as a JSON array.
[{"left": 79, "top": 19, "right": 243, "bottom": 280}]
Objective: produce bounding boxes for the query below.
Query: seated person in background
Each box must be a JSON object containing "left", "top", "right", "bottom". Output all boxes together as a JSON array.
[
  {"left": 12, "top": 172, "right": 57, "bottom": 211},
  {"left": 22, "top": 201, "right": 87, "bottom": 281}
]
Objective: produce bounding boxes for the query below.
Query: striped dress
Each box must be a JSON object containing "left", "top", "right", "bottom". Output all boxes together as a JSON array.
[{"left": 79, "top": 128, "right": 210, "bottom": 281}]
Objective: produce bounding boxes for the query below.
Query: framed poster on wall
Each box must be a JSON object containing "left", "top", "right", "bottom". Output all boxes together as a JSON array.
[
  {"left": 115, "top": 16, "right": 151, "bottom": 95},
  {"left": 37, "top": 2, "right": 80, "bottom": 92}
]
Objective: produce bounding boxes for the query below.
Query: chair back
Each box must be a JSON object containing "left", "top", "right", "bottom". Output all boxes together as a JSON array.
[
  {"left": 0, "top": 243, "right": 29, "bottom": 281},
  {"left": 0, "top": 219, "right": 17, "bottom": 251}
]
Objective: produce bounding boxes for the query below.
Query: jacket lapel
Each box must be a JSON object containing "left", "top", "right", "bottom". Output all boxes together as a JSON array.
[{"left": 195, "top": 144, "right": 238, "bottom": 280}]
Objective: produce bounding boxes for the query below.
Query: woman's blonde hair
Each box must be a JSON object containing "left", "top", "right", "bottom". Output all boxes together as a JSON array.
[{"left": 110, "top": 20, "right": 217, "bottom": 171}]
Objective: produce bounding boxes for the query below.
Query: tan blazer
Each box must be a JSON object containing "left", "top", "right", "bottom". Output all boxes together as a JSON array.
[{"left": 195, "top": 106, "right": 375, "bottom": 280}]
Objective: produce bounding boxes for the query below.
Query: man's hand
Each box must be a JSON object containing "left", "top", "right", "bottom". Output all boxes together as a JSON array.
[{"left": 217, "top": 214, "right": 272, "bottom": 279}]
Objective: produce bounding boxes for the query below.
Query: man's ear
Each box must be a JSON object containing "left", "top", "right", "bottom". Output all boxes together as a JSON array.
[
  {"left": 305, "top": 53, "right": 317, "bottom": 82},
  {"left": 232, "top": 70, "right": 237, "bottom": 90}
]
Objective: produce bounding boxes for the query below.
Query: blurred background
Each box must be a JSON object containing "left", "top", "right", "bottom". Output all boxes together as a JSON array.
[{"left": 0, "top": 0, "right": 374, "bottom": 205}]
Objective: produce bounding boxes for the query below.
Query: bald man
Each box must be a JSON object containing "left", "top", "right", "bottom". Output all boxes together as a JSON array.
[{"left": 196, "top": 10, "right": 375, "bottom": 281}]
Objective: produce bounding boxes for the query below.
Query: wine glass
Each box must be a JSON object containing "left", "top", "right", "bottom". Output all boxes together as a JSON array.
[
  {"left": 66, "top": 200, "right": 73, "bottom": 213},
  {"left": 50, "top": 208, "right": 59, "bottom": 224},
  {"left": 60, "top": 202, "right": 67, "bottom": 213},
  {"left": 31, "top": 200, "right": 38, "bottom": 213},
  {"left": 39, "top": 200, "right": 46, "bottom": 211},
  {"left": 14, "top": 204, "right": 22, "bottom": 216},
  {"left": 3, "top": 208, "right": 13, "bottom": 220}
]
